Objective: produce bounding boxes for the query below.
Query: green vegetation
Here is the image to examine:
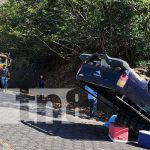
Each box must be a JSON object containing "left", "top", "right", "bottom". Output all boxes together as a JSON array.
[{"left": 0, "top": 0, "right": 149, "bottom": 66}]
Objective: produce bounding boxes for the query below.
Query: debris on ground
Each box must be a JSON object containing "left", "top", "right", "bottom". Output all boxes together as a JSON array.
[
  {"left": 134, "top": 67, "right": 150, "bottom": 81},
  {"left": 41, "top": 95, "right": 111, "bottom": 121}
]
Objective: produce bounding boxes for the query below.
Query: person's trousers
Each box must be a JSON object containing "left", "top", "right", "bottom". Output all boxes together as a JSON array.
[
  {"left": 89, "top": 99, "right": 97, "bottom": 118},
  {"left": 1, "top": 77, "right": 8, "bottom": 88}
]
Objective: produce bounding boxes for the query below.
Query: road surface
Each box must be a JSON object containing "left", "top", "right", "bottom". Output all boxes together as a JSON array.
[{"left": 0, "top": 90, "right": 148, "bottom": 150}]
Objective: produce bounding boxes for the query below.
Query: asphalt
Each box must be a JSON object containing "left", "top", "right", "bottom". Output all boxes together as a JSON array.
[{"left": 0, "top": 90, "right": 149, "bottom": 150}]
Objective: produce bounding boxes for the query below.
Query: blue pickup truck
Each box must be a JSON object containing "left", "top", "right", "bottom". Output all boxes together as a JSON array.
[{"left": 76, "top": 53, "right": 150, "bottom": 136}]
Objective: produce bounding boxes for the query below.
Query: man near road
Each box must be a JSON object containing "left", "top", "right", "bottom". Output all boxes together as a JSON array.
[
  {"left": 38, "top": 75, "right": 45, "bottom": 99},
  {"left": 38, "top": 75, "right": 45, "bottom": 88},
  {"left": 0, "top": 65, "right": 9, "bottom": 90},
  {"left": 85, "top": 85, "right": 97, "bottom": 119}
]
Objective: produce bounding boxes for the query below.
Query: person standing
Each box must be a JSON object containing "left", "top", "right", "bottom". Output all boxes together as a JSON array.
[
  {"left": 38, "top": 75, "right": 45, "bottom": 88},
  {"left": 38, "top": 75, "right": 45, "bottom": 99},
  {"left": 85, "top": 85, "right": 97, "bottom": 119},
  {"left": 1, "top": 65, "right": 9, "bottom": 89}
]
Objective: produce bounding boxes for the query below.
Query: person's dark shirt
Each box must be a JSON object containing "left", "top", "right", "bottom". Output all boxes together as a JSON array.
[{"left": 38, "top": 79, "right": 44, "bottom": 88}]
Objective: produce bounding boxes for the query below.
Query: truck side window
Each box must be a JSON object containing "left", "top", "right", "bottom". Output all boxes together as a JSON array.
[{"left": 114, "top": 67, "right": 122, "bottom": 72}]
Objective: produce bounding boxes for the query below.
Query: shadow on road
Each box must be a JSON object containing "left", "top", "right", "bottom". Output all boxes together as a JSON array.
[
  {"left": 21, "top": 120, "right": 148, "bottom": 149},
  {"left": 21, "top": 120, "right": 110, "bottom": 142}
]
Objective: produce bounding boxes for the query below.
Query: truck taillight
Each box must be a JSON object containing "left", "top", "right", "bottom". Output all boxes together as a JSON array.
[{"left": 117, "top": 74, "right": 128, "bottom": 88}]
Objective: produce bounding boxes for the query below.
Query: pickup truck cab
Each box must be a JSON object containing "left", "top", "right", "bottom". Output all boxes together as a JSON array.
[{"left": 76, "top": 53, "right": 150, "bottom": 135}]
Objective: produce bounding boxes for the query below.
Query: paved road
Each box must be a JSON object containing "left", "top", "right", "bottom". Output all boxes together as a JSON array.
[{"left": 0, "top": 90, "right": 148, "bottom": 150}]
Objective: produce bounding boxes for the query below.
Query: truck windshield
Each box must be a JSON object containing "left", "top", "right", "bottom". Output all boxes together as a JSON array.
[{"left": 0, "top": 57, "right": 6, "bottom": 64}]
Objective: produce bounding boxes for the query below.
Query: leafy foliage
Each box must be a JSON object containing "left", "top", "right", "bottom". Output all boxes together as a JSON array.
[{"left": 0, "top": 0, "right": 149, "bottom": 66}]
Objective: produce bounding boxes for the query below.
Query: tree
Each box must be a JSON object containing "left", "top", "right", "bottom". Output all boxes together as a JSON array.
[{"left": 0, "top": 0, "right": 149, "bottom": 66}]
